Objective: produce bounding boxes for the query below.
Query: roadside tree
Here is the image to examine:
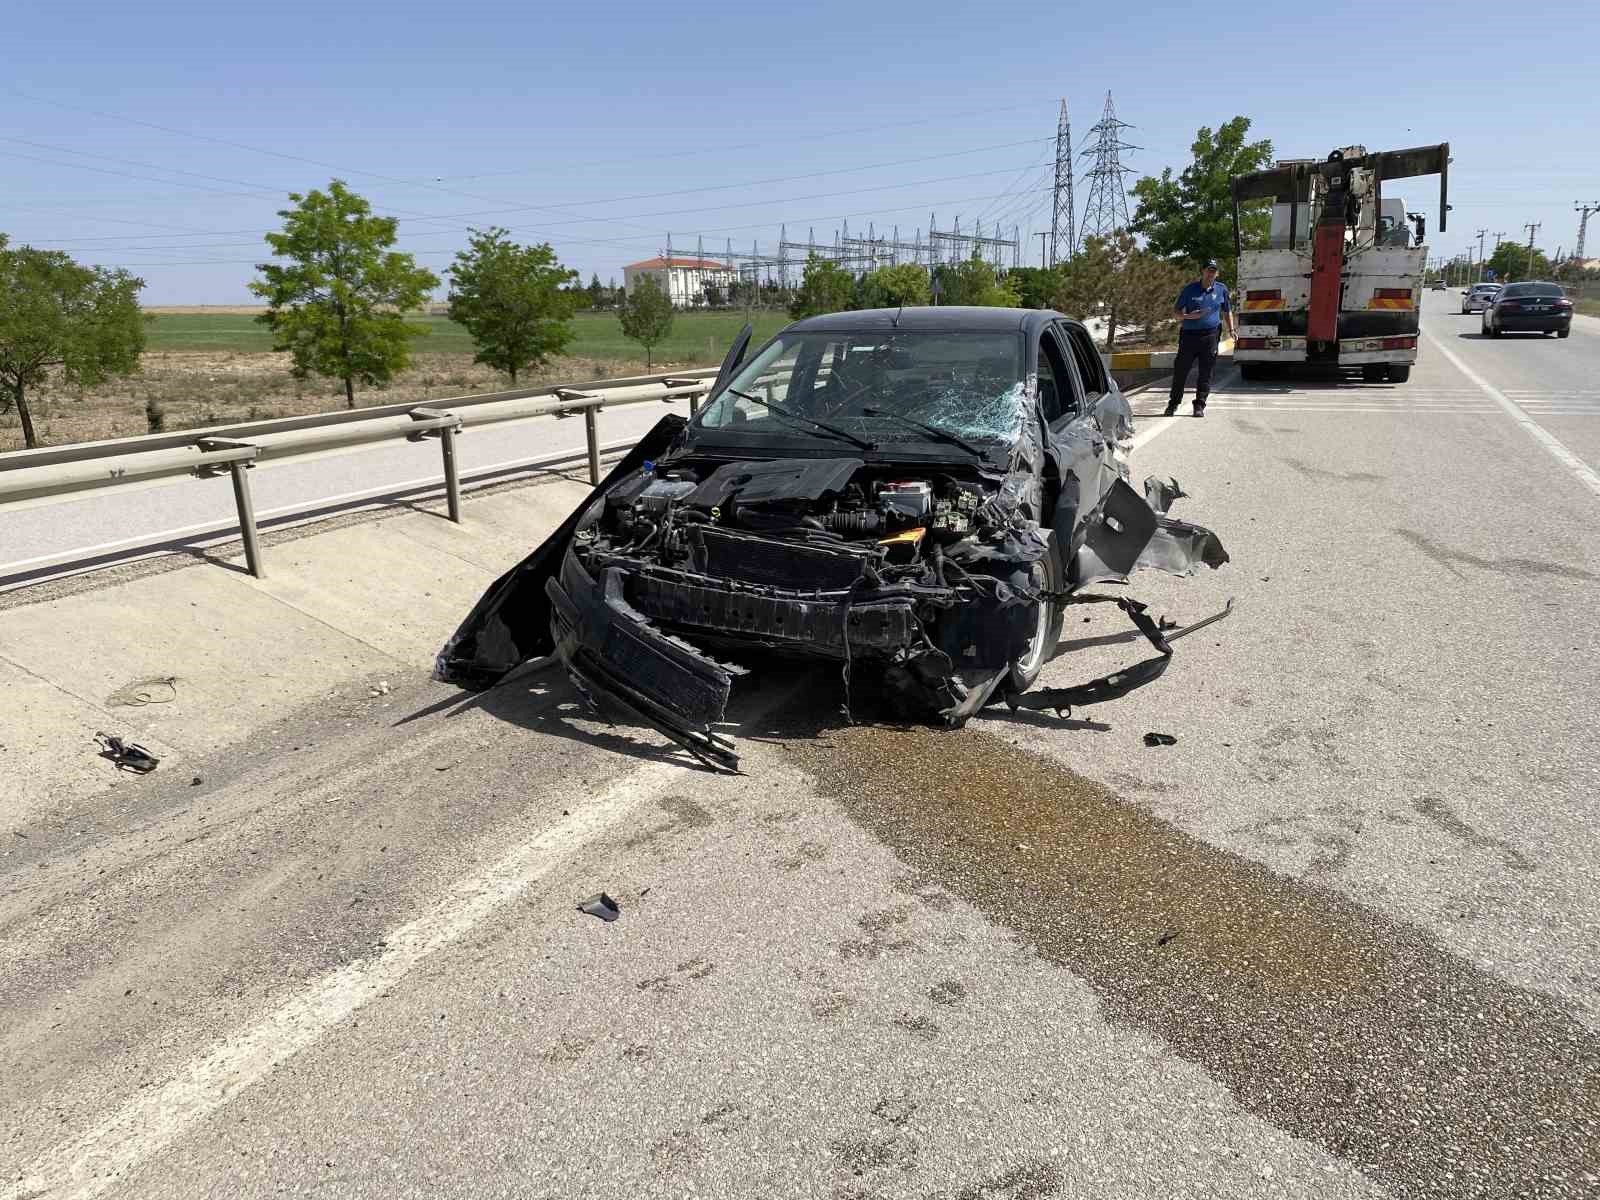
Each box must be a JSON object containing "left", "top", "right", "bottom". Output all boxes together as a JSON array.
[
  {"left": 1131, "top": 116, "right": 1274, "bottom": 287},
  {"left": 1007, "top": 265, "right": 1066, "bottom": 309},
  {"left": 933, "top": 251, "right": 1020, "bottom": 307},
  {"left": 1485, "top": 242, "right": 1553, "bottom": 283},
  {"left": 448, "top": 228, "right": 579, "bottom": 385},
  {"left": 249, "top": 180, "right": 439, "bottom": 408},
  {"left": 858, "top": 263, "right": 930, "bottom": 309},
  {"left": 789, "top": 255, "right": 856, "bottom": 319},
  {"left": 0, "top": 234, "right": 145, "bottom": 449},
  {"left": 1055, "top": 233, "right": 1187, "bottom": 351},
  {"left": 587, "top": 273, "right": 605, "bottom": 309},
  {"left": 618, "top": 274, "right": 674, "bottom": 368}
]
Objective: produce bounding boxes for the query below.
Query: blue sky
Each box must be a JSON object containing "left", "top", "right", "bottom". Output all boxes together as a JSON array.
[{"left": 6, "top": 0, "right": 1597, "bottom": 303}]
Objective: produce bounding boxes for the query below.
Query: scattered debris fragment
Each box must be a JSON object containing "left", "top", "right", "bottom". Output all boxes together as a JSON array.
[
  {"left": 577, "top": 892, "right": 621, "bottom": 922},
  {"left": 105, "top": 676, "right": 178, "bottom": 707},
  {"left": 190, "top": 775, "right": 203, "bottom": 787},
  {"left": 94, "top": 732, "right": 160, "bottom": 774},
  {"left": 1157, "top": 928, "right": 1182, "bottom": 946},
  {"left": 1143, "top": 732, "right": 1178, "bottom": 747},
  {"left": 436, "top": 309, "right": 1231, "bottom": 770}
]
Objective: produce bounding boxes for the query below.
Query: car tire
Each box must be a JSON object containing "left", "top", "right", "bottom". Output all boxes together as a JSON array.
[
  {"left": 1489, "top": 322, "right": 1501, "bottom": 338},
  {"left": 1006, "top": 546, "right": 1066, "bottom": 694},
  {"left": 1386, "top": 364, "right": 1411, "bottom": 383},
  {"left": 1238, "top": 363, "right": 1267, "bottom": 381},
  {"left": 1361, "top": 364, "right": 1385, "bottom": 382},
  {"left": 1558, "top": 328, "right": 1571, "bottom": 339}
]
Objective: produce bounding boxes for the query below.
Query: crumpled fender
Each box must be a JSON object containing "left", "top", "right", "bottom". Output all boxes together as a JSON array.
[{"left": 434, "top": 415, "right": 687, "bottom": 689}]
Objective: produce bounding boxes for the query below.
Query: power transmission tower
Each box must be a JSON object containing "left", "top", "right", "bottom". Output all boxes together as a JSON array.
[
  {"left": 1523, "top": 222, "right": 1541, "bottom": 278},
  {"left": 1049, "top": 98, "right": 1075, "bottom": 267},
  {"left": 1575, "top": 202, "right": 1600, "bottom": 266},
  {"left": 1077, "top": 91, "right": 1138, "bottom": 245}
]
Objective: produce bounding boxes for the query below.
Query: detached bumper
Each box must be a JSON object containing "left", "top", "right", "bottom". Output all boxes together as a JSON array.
[{"left": 547, "top": 551, "right": 740, "bottom": 771}]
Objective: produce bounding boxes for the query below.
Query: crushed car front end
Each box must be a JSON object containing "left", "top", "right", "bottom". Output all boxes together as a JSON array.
[{"left": 438, "top": 309, "right": 1230, "bottom": 770}]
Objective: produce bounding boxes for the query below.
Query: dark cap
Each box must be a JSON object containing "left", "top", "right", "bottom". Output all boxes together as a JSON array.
[{"left": 1203, "top": 259, "right": 1219, "bottom": 270}]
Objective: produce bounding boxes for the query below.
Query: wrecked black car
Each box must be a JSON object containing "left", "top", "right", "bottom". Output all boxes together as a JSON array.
[{"left": 437, "top": 307, "right": 1229, "bottom": 770}]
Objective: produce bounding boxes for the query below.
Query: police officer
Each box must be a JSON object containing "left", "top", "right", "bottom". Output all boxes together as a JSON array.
[{"left": 1165, "top": 260, "right": 1234, "bottom": 417}]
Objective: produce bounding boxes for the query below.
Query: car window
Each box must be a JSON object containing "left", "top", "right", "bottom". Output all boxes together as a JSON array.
[
  {"left": 1036, "top": 334, "right": 1063, "bottom": 423},
  {"left": 1060, "top": 323, "right": 1106, "bottom": 405},
  {"left": 1501, "top": 283, "right": 1563, "bottom": 298},
  {"left": 1040, "top": 329, "right": 1085, "bottom": 426}
]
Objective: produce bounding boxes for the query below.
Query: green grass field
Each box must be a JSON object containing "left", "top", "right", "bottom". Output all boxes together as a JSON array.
[{"left": 143, "top": 310, "right": 791, "bottom": 365}]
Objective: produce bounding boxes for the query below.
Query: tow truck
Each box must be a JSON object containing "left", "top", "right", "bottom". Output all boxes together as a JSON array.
[{"left": 1228, "top": 143, "right": 1449, "bottom": 382}]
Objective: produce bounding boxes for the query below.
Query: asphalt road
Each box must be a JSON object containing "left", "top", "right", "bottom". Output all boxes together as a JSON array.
[
  {"left": 5, "top": 290, "right": 1600, "bottom": 1198},
  {"left": 0, "top": 397, "right": 694, "bottom": 579}
]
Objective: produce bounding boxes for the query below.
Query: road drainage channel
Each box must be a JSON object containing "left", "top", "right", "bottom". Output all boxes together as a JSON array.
[{"left": 783, "top": 722, "right": 1600, "bottom": 1199}]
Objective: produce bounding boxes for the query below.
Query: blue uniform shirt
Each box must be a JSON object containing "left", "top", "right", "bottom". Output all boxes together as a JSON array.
[{"left": 1176, "top": 280, "right": 1230, "bottom": 333}]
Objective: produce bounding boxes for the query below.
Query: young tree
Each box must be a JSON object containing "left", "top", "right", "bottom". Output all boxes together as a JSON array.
[
  {"left": 858, "top": 263, "right": 930, "bottom": 309},
  {"left": 447, "top": 228, "right": 579, "bottom": 385},
  {"left": 789, "top": 255, "right": 857, "bottom": 319},
  {"left": 1130, "top": 117, "right": 1274, "bottom": 287},
  {"left": 934, "top": 251, "right": 1021, "bottom": 307},
  {"left": 618, "top": 274, "right": 674, "bottom": 368},
  {"left": 249, "top": 180, "right": 439, "bottom": 408},
  {"left": 1007, "top": 265, "right": 1067, "bottom": 309},
  {"left": 587, "top": 273, "right": 605, "bottom": 310},
  {"left": 0, "top": 234, "right": 145, "bottom": 449},
  {"left": 1055, "top": 233, "right": 1187, "bottom": 352},
  {"left": 1485, "top": 241, "right": 1552, "bottom": 283}
]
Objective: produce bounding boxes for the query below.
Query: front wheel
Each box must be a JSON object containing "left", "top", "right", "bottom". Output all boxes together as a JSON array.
[
  {"left": 1558, "top": 328, "right": 1571, "bottom": 339},
  {"left": 1007, "top": 550, "right": 1065, "bottom": 694},
  {"left": 1488, "top": 322, "right": 1501, "bottom": 338},
  {"left": 1386, "top": 364, "right": 1411, "bottom": 383}
]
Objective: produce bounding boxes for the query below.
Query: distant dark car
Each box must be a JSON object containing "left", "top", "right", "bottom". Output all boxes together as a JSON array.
[
  {"left": 437, "top": 308, "right": 1230, "bottom": 770},
  {"left": 1482, "top": 282, "right": 1573, "bottom": 338}
]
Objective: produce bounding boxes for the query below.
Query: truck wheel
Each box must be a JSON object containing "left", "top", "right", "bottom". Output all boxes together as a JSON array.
[
  {"left": 1361, "top": 364, "right": 1385, "bottom": 382},
  {"left": 1007, "top": 549, "right": 1066, "bottom": 694},
  {"left": 1386, "top": 364, "right": 1411, "bottom": 383}
]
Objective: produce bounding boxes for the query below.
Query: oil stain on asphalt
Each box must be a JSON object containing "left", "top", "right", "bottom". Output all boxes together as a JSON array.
[{"left": 785, "top": 723, "right": 1600, "bottom": 1200}]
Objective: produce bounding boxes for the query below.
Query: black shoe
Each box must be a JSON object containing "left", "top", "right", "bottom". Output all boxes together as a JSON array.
[
  {"left": 1163, "top": 402, "right": 1179, "bottom": 417},
  {"left": 1193, "top": 404, "right": 1206, "bottom": 418}
]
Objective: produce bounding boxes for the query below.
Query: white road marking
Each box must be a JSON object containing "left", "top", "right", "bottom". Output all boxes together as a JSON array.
[
  {"left": 3, "top": 761, "right": 677, "bottom": 1200},
  {"left": 1422, "top": 330, "right": 1600, "bottom": 499}
]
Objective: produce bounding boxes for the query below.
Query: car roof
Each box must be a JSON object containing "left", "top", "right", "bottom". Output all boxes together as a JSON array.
[{"left": 783, "top": 306, "right": 1057, "bottom": 335}]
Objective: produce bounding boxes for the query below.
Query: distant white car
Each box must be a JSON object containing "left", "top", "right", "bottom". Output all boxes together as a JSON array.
[{"left": 1460, "top": 283, "right": 1501, "bottom": 314}]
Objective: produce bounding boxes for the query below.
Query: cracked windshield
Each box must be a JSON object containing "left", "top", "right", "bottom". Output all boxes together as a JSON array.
[{"left": 697, "top": 331, "right": 1026, "bottom": 445}]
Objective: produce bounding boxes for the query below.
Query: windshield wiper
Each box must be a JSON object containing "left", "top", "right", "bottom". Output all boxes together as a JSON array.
[
  {"left": 725, "top": 388, "right": 875, "bottom": 451},
  {"left": 860, "top": 407, "right": 986, "bottom": 457}
]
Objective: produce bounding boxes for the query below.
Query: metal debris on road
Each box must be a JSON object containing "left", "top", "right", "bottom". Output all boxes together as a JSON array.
[
  {"left": 105, "top": 676, "right": 178, "bottom": 707},
  {"left": 1143, "top": 732, "right": 1178, "bottom": 747},
  {"left": 577, "top": 892, "right": 621, "bottom": 922},
  {"left": 94, "top": 732, "right": 160, "bottom": 774}
]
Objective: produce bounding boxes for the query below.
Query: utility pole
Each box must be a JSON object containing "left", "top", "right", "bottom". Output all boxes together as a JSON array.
[
  {"left": 1035, "top": 231, "right": 1049, "bottom": 269},
  {"left": 1576, "top": 202, "right": 1600, "bottom": 269},
  {"left": 1475, "top": 229, "right": 1487, "bottom": 282},
  {"left": 1523, "top": 222, "right": 1541, "bottom": 279}
]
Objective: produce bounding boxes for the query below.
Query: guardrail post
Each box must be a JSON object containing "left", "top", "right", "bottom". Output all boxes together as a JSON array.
[
  {"left": 584, "top": 407, "right": 601, "bottom": 485},
  {"left": 229, "top": 460, "right": 265, "bottom": 578},
  {"left": 439, "top": 422, "right": 462, "bottom": 522},
  {"left": 197, "top": 439, "right": 264, "bottom": 578},
  {"left": 408, "top": 407, "right": 465, "bottom": 523}
]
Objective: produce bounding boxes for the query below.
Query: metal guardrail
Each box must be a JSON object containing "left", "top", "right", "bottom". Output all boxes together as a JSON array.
[{"left": 0, "top": 368, "right": 720, "bottom": 580}]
